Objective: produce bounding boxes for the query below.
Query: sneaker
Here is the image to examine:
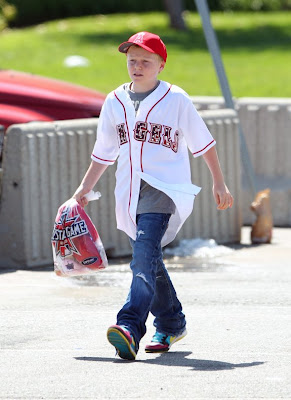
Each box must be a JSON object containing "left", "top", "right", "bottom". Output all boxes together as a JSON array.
[
  {"left": 107, "top": 324, "right": 137, "bottom": 361},
  {"left": 145, "top": 329, "right": 187, "bottom": 353}
]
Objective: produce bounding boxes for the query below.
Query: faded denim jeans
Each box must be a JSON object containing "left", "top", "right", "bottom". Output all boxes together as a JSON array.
[{"left": 116, "top": 213, "right": 186, "bottom": 348}]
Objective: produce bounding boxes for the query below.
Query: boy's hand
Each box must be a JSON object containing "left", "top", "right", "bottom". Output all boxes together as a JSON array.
[
  {"left": 73, "top": 186, "right": 90, "bottom": 208},
  {"left": 72, "top": 161, "right": 108, "bottom": 207},
  {"left": 202, "top": 147, "right": 233, "bottom": 210},
  {"left": 213, "top": 183, "right": 233, "bottom": 210}
]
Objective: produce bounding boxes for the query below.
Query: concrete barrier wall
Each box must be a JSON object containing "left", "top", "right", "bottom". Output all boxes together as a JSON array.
[
  {"left": 0, "top": 111, "right": 241, "bottom": 268},
  {"left": 191, "top": 97, "right": 291, "bottom": 226},
  {"left": 237, "top": 98, "right": 291, "bottom": 226},
  {"left": 191, "top": 96, "right": 227, "bottom": 111}
]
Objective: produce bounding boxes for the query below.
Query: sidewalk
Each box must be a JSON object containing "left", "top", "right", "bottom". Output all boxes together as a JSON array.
[{"left": 0, "top": 227, "right": 290, "bottom": 399}]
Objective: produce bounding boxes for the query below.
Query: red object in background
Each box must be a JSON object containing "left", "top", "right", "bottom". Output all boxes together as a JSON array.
[
  {"left": 0, "top": 69, "right": 106, "bottom": 130},
  {"left": 0, "top": 104, "right": 52, "bottom": 129}
]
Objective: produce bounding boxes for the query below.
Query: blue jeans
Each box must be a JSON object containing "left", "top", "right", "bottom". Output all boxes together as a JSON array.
[{"left": 116, "top": 213, "right": 186, "bottom": 348}]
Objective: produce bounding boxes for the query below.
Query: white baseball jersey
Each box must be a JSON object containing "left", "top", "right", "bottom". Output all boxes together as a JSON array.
[{"left": 91, "top": 80, "right": 216, "bottom": 246}]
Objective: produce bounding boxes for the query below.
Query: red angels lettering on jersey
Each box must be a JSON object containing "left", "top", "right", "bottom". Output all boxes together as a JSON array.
[
  {"left": 116, "top": 123, "right": 128, "bottom": 145},
  {"left": 133, "top": 121, "right": 147, "bottom": 142},
  {"left": 148, "top": 123, "right": 162, "bottom": 145},
  {"left": 91, "top": 81, "right": 216, "bottom": 246},
  {"left": 161, "top": 125, "right": 179, "bottom": 152},
  {"left": 131, "top": 121, "right": 178, "bottom": 151}
]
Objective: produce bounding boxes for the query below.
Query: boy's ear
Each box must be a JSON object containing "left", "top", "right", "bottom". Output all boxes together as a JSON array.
[{"left": 159, "top": 61, "right": 165, "bottom": 72}]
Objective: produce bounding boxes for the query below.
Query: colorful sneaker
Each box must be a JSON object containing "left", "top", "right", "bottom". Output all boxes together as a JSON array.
[
  {"left": 107, "top": 324, "right": 137, "bottom": 361},
  {"left": 145, "top": 329, "right": 187, "bottom": 353}
]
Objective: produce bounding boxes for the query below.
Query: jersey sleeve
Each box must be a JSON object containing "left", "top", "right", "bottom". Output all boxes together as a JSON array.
[
  {"left": 91, "top": 95, "right": 119, "bottom": 165},
  {"left": 179, "top": 97, "right": 216, "bottom": 158}
]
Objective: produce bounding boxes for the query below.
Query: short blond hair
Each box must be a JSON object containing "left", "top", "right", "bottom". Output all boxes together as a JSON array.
[{"left": 127, "top": 45, "right": 164, "bottom": 63}]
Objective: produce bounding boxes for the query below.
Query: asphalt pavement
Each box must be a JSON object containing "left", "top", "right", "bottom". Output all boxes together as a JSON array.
[{"left": 0, "top": 227, "right": 290, "bottom": 399}]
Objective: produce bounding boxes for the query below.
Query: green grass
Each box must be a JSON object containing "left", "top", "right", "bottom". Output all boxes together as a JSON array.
[{"left": 0, "top": 11, "right": 290, "bottom": 97}]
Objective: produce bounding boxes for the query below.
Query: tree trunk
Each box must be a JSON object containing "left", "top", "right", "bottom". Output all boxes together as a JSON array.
[{"left": 163, "top": 0, "right": 187, "bottom": 31}]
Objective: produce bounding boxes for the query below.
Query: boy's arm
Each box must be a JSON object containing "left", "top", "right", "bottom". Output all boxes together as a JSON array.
[
  {"left": 73, "top": 161, "right": 108, "bottom": 207},
  {"left": 202, "top": 146, "right": 233, "bottom": 210}
]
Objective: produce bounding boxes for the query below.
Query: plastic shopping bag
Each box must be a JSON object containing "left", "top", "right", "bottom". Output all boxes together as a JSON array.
[{"left": 51, "top": 191, "right": 108, "bottom": 277}]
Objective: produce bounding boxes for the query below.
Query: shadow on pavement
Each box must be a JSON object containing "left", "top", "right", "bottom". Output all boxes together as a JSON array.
[{"left": 75, "top": 352, "right": 265, "bottom": 371}]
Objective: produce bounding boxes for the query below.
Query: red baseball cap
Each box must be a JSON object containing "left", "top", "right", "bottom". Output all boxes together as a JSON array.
[{"left": 118, "top": 32, "right": 167, "bottom": 63}]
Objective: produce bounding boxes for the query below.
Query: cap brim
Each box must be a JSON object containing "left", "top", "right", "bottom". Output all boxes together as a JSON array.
[{"left": 118, "top": 41, "right": 156, "bottom": 55}]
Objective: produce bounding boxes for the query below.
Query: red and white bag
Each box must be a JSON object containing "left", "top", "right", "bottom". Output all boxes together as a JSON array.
[{"left": 51, "top": 191, "right": 108, "bottom": 277}]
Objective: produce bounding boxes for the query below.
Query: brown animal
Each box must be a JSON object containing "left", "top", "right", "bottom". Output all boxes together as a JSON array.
[{"left": 250, "top": 188, "right": 273, "bottom": 244}]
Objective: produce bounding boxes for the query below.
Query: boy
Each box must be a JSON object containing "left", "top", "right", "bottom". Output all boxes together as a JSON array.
[{"left": 73, "top": 32, "right": 233, "bottom": 361}]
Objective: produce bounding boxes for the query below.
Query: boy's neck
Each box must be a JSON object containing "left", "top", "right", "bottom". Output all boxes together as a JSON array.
[{"left": 131, "top": 80, "right": 159, "bottom": 93}]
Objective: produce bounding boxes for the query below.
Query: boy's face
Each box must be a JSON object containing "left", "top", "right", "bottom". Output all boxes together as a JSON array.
[{"left": 126, "top": 45, "right": 165, "bottom": 91}]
